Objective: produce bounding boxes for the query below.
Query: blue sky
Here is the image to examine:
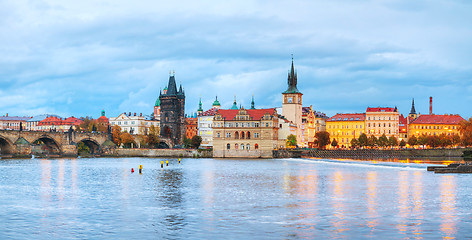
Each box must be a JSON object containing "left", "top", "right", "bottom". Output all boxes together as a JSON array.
[{"left": 0, "top": 0, "right": 471, "bottom": 119}]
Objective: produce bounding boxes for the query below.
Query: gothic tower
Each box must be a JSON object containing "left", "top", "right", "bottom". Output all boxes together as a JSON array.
[
  {"left": 282, "top": 57, "right": 303, "bottom": 145},
  {"left": 409, "top": 98, "right": 417, "bottom": 120},
  {"left": 159, "top": 72, "right": 186, "bottom": 146}
]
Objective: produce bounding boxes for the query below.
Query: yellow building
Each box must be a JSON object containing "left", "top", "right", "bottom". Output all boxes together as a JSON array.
[
  {"left": 365, "top": 107, "right": 400, "bottom": 139},
  {"left": 326, "top": 113, "right": 366, "bottom": 148},
  {"left": 302, "top": 106, "right": 328, "bottom": 148},
  {"left": 408, "top": 114, "right": 465, "bottom": 138}
]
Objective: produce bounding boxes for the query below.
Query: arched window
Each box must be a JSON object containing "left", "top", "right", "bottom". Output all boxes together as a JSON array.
[
  {"left": 241, "top": 144, "right": 245, "bottom": 150},
  {"left": 241, "top": 131, "right": 245, "bottom": 139},
  {"left": 227, "top": 143, "right": 230, "bottom": 149},
  {"left": 255, "top": 144, "right": 259, "bottom": 149},
  {"left": 247, "top": 132, "right": 251, "bottom": 139},
  {"left": 247, "top": 144, "right": 250, "bottom": 150},
  {"left": 235, "top": 143, "right": 239, "bottom": 149},
  {"left": 235, "top": 131, "right": 239, "bottom": 139}
]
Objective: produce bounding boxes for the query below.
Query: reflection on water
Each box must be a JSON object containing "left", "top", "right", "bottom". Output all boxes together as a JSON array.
[{"left": 0, "top": 157, "right": 471, "bottom": 239}]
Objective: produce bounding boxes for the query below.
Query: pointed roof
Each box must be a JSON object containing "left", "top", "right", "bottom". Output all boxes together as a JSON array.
[
  {"left": 212, "top": 96, "right": 221, "bottom": 106},
  {"left": 250, "top": 95, "right": 255, "bottom": 109},
  {"left": 155, "top": 97, "right": 160, "bottom": 107},
  {"left": 283, "top": 56, "right": 301, "bottom": 94},
  {"left": 198, "top": 98, "right": 203, "bottom": 112},
  {"left": 231, "top": 96, "right": 238, "bottom": 110},
  {"left": 410, "top": 98, "right": 416, "bottom": 114},
  {"left": 165, "top": 75, "right": 178, "bottom": 95}
]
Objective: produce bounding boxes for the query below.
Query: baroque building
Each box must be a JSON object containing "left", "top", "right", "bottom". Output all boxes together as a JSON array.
[
  {"left": 326, "top": 113, "right": 366, "bottom": 148},
  {"left": 159, "top": 72, "right": 186, "bottom": 146},
  {"left": 365, "top": 107, "right": 400, "bottom": 139}
]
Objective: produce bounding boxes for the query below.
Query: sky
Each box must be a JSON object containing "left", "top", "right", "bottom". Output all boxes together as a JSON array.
[{"left": 0, "top": 0, "right": 471, "bottom": 119}]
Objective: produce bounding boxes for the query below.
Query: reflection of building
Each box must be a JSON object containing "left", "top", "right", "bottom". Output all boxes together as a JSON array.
[
  {"left": 365, "top": 107, "right": 399, "bottom": 139},
  {"left": 327, "top": 113, "right": 366, "bottom": 148},
  {"left": 213, "top": 108, "right": 279, "bottom": 158},
  {"left": 159, "top": 73, "right": 186, "bottom": 145},
  {"left": 109, "top": 112, "right": 159, "bottom": 135},
  {"left": 186, "top": 117, "right": 198, "bottom": 139},
  {"left": 36, "top": 116, "right": 82, "bottom": 132},
  {"left": 0, "top": 114, "right": 32, "bottom": 130},
  {"left": 301, "top": 106, "right": 328, "bottom": 148},
  {"left": 282, "top": 58, "right": 303, "bottom": 145},
  {"left": 408, "top": 114, "right": 464, "bottom": 138}
]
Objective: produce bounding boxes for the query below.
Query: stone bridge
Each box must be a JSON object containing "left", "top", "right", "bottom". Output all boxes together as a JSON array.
[{"left": 0, "top": 130, "right": 111, "bottom": 157}]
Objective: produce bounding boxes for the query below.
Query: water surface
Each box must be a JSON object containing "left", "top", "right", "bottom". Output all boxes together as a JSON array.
[{"left": 0, "top": 157, "right": 471, "bottom": 239}]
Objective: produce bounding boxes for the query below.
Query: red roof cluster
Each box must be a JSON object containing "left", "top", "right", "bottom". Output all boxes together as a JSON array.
[
  {"left": 38, "top": 116, "right": 82, "bottom": 126},
  {"left": 411, "top": 114, "right": 465, "bottom": 125},
  {"left": 97, "top": 115, "right": 109, "bottom": 123},
  {"left": 199, "top": 108, "right": 219, "bottom": 116},
  {"left": 217, "top": 108, "right": 276, "bottom": 121},
  {"left": 366, "top": 107, "right": 397, "bottom": 112},
  {"left": 399, "top": 114, "right": 408, "bottom": 133},
  {"left": 327, "top": 113, "right": 365, "bottom": 122}
]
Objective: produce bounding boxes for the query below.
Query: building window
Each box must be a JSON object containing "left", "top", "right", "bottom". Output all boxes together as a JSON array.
[
  {"left": 241, "top": 131, "right": 245, "bottom": 139},
  {"left": 247, "top": 144, "right": 250, "bottom": 150},
  {"left": 227, "top": 144, "right": 230, "bottom": 150},
  {"left": 255, "top": 123, "right": 260, "bottom": 127},
  {"left": 241, "top": 144, "right": 245, "bottom": 150},
  {"left": 217, "top": 132, "right": 220, "bottom": 138},
  {"left": 255, "top": 133, "right": 259, "bottom": 138},
  {"left": 235, "top": 144, "right": 239, "bottom": 150},
  {"left": 226, "top": 132, "right": 231, "bottom": 138},
  {"left": 255, "top": 144, "right": 259, "bottom": 149},
  {"left": 235, "top": 131, "right": 239, "bottom": 139},
  {"left": 247, "top": 132, "right": 251, "bottom": 139}
]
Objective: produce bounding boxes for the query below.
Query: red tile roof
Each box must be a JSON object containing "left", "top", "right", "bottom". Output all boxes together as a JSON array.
[
  {"left": 199, "top": 108, "right": 219, "bottom": 116},
  {"left": 97, "top": 115, "right": 109, "bottom": 123},
  {"left": 327, "top": 113, "right": 365, "bottom": 122},
  {"left": 410, "top": 114, "right": 465, "bottom": 125},
  {"left": 217, "top": 108, "right": 276, "bottom": 121},
  {"left": 399, "top": 114, "right": 407, "bottom": 133},
  {"left": 38, "top": 116, "right": 82, "bottom": 126},
  {"left": 366, "top": 107, "right": 397, "bottom": 112}
]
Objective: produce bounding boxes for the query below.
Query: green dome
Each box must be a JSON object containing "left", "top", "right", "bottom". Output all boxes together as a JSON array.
[
  {"left": 155, "top": 98, "right": 160, "bottom": 107},
  {"left": 212, "top": 96, "right": 221, "bottom": 106}
]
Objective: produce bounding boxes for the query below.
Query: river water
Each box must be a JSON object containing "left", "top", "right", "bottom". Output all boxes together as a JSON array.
[{"left": 0, "top": 157, "right": 471, "bottom": 239}]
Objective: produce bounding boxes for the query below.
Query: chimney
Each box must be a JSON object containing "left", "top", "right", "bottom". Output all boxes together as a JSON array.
[
  {"left": 140, "top": 113, "right": 142, "bottom": 117},
  {"left": 129, "top": 112, "right": 131, "bottom": 116},
  {"left": 429, "top": 96, "right": 433, "bottom": 115},
  {"left": 134, "top": 113, "right": 136, "bottom": 116}
]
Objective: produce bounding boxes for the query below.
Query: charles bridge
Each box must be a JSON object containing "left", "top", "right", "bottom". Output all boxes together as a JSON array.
[{"left": 0, "top": 130, "right": 111, "bottom": 157}]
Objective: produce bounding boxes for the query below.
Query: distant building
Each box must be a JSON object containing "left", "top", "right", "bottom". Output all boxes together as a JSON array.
[
  {"left": 399, "top": 114, "right": 408, "bottom": 142},
  {"left": 159, "top": 72, "right": 186, "bottom": 146},
  {"left": 301, "top": 106, "right": 328, "bottom": 148},
  {"left": 408, "top": 114, "right": 465, "bottom": 139},
  {"left": 36, "top": 116, "right": 82, "bottom": 132},
  {"left": 326, "top": 113, "right": 366, "bottom": 148},
  {"left": 0, "top": 114, "right": 32, "bottom": 130},
  {"left": 365, "top": 107, "right": 399, "bottom": 139},
  {"left": 109, "top": 112, "right": 159, "bottom": 135},
  {"left": 186, "top": 117, "right": 198, "bottom": 139},
  {"left": 281, "top": 58, "right": 303, "bottom": 145},
  {"left": 197, "top": 97, "right": 220, "bottom": 148},
  {"left": 277, "top": 117, "right": 297, "bottom": 148},
  {"left": 213, "top": 108, "right": 279, "bottom": 158}
]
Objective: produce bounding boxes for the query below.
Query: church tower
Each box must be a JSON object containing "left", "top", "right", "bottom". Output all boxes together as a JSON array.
[
  {"left": 282, "top": 57, "right": 303, "bottom": 145},
  {"left": 409, "top": 98, "right": 418, "bottom": 120},
  {"left": 159, "top": 71, "right": 186, "bottom": 146}
]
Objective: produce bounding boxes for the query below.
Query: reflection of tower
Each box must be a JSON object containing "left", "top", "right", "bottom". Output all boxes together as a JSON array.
[
  {"left": 159, "top": 71, "right": 186, "bottom": 146},
  {"left": 282, "top": 57, "right": 303, "bottom": 145}
]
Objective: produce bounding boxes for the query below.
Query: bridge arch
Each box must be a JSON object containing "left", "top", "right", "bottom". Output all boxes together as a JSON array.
[
  {"left": 77, "top": 138, "right": 101, "bottom": 154},
  {"left": 0, "top": 135, "right": 14, "bottom": 155},
  {"left": 158, "top": 138, "right": 173, "bottom": 149},
  {"left": 31, "top": 135, "right": 62, "bottom": 155}
]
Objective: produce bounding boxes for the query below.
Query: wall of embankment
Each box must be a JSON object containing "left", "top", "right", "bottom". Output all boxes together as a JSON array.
[
  {"left": 107, "top": 148, "right": 213, "bottom": 158},
  {"left": 273, "top": 148, "right": 472, "bottom": 159}
]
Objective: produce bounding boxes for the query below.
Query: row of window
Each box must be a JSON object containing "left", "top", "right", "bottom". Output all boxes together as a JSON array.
[
  {"left": 219, "top": 132, "right": 260, "bottom": 139},
  {"left": 367, "top": 123, "right": 398, "bottom": 128},
  {"left": 330, "top": 131, "right": 364, "bottom": 136},
  {"left": 412, "top": 125, "right": 456, "bottom": 130},
  {"left": 215, "top": 122, "right": 274, "bottom": 128},
  {"left": 367, "top": 116, "right": 398, "bottom": 121},
  {"left": 368, "top": 130, "right": 398, "bottom": 134},
  {"left": 226, "top": 143, "right": 259, "bottom": 150},
  {"left": 111, "top": 121, "right": 159, "bottom": 126},
  {"left": 328, "top": 125, "right": 364, "bottom": 129}
]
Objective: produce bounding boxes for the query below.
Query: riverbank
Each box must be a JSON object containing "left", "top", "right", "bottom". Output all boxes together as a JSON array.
[{"left": 273, "top": 148, "right": 472, "bottom": 160}]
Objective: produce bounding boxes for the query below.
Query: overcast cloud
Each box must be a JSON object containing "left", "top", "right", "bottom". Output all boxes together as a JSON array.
[{"left": 0, "top": 0, "right": 471, "bottom": 118}]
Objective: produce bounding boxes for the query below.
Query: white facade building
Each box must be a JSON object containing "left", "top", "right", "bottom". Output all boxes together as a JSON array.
[{"left": 109, "top": 112, "right": 159, "bottom": 135}]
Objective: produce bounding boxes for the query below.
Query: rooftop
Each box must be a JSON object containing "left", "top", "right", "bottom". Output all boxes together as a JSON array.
[
  {"left": 410, "top": 114, "right": 465, "bottom": 125},
  {"left": 216, "top": 108, "right": 276, "bottom": 121},
  {"left": 327, "top": 113, "right": 366, "bottom": 122}
]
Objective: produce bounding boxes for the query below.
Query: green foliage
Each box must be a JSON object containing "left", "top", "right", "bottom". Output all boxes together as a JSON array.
[
  {"left": 399, "top": 139, "right": 406, "bottom": 147},
  {"left": 368, "top": 135, "right": 378, "bottom": 147},
  {"left": 191, "top": 135, "right": 202, "bottom": 149},
  {"left": 388, "top": 136, "right": 398, "bottom": 147},
  {"left": 331, "top": 138, "right": 338, "bottom": 147},
  {"left": 121, "top": 132, "right": 135, "bottom": 148},
  {"left": 407, "top": 135, "right": 417, "bottom": 146},
  {"left": 286, "top": 134, "right": 297, "bottom": 147},
  {"left": 146, "top": 125, "right": 160, "bottom": 148},
  {"left": 183, "top": 137, "right": 192, "bottom": 149},
  {"left": 460, "top": 118, "right": 472, "bottom": 146},
  {"left": 77, "top": 142, "right": 90, "bottom": 155},
  {"left": 350, "top": 138, "right": 359, "bottom": 148},
  {"left": 378, "top": 134, "right": 388, "bottom": 147},
  {"left": 358, "top": 133, "right": 368, "bottom": 147},
  {"left": 314, "top": 131, "right": 330, "bottom": 149}
]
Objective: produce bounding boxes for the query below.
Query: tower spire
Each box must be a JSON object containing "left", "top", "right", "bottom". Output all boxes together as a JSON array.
[
  {"left": 251, "top": 95, "right": 255, "bottom": 109},
  {"left": 410, "top": 98, "right": 416, "bottom": 114},
  {"left": 231, "top": 95, "right": 238, "bottom": 110},
  {"left": 283, "top": 55, "right": 301, "bottom": 94}
]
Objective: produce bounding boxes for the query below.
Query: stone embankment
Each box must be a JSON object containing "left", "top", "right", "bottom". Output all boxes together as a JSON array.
[
  {"left": 107, "top": 148, "right": 213, "bottom": 158},
  {"left": 274, "top": 148, "right": 472, "bottom": 159}
]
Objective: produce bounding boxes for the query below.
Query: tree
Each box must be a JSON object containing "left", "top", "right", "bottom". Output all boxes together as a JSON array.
[
  {"left": 426, "top": 135, "right": 440, "bottom": 148},
  {"left": 191, "top": 135, "right": 202, "bottom": 149},
  {"left": 368, "top": 135, "right": 378, "bottom": 147},
  {"left": 388, "top": 136, "right": 398, "bottom": 147},
  {"left": 286, "top": 134, "right": 297, "bottom": 147},
  {"left": 183, "top": 137, "right": 192, "bottom": 149},
  {"left": 358, "top": 133, "right": 368, "bottom": 147},
  {"left": 331, "top": 139, "right": 338, "bottom": 148},
  {"left": 77, "top": 142, "right": 90, "bottom": 155},
  {"left": 350, "top": 138, "right": 359, "bottom": 148},
  {"left": 146, "top": 125, "right": 160, "bottom": 148},
  {"left": 378, "top": 134, "right": 388, "bottom": 147},
  {"left": 407, "top": 135, "right": 417, "bottom": 146},
  {"left": 399, "top": 139, "right": 406, "bottom": 148},
  {"left": 121, "top": 131, "right": 135, "bottom": 148},
  {"left": 459, "top": 118, "right": 472, "bottom": 146},
  {"left": 314, "top": 131, "right": 330, "bottom": 149},
  {"left": 417, "top": 134, "right": 428, "bottom": 146},
  {"left": 112, "top": 125, "right": 122, "bottom": 146}
]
